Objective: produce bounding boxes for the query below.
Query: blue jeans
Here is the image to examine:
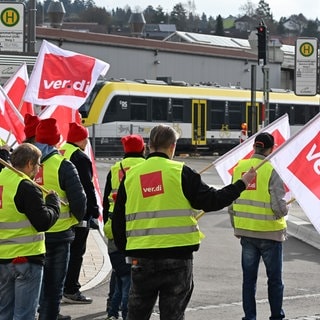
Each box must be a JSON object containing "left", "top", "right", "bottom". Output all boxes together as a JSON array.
[
  {"left": 127, "top": 258, "right": 193, "bottom": 320},
  {"left": 109, "top": 273, "right": 131, "bottom": 320},
  {"left": 240, "top": 237, "right": 285, "bottom": 320},
  {"left": 38, "top": 241, "right": 71, "bottom": 320},
  {"left": 0, "top": 262, "right": 43, "bottom": 320}
]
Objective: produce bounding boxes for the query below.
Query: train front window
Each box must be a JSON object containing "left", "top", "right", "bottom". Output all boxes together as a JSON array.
[
  {"left": 152, "top": 98, "right": 168, "bottom": 121},
  {"left": 131, "top": 97, "right": 148, "bottom": 121},
  {"left": 79, "top": 81, "right": 105, "bottom": 118}
]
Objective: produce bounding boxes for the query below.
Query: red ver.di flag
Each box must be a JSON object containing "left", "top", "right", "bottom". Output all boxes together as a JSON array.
[
  {"left": 24, "top": 40, "right": 110, "bottom": 109},
  {"left": 214, "top": 114, "right": 290, "bottom": 185},
  {"left": 268, "top": 113, "right": 320, "bottom": 234}
]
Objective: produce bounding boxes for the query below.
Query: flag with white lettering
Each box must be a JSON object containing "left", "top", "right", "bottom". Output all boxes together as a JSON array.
[
  {"left": 268, "top": 113, "right": 320, "bottom": 233},
  {"left": 214, "top": 114, "right": 290, "bottom": 185},
  {"left": 24, "top": 40, "right": 110, "bottom": 109}
]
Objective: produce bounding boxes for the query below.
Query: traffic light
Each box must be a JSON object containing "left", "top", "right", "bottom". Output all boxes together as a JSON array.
[{"left": 256, "top": 25, "right": 267, "bottom": 65}]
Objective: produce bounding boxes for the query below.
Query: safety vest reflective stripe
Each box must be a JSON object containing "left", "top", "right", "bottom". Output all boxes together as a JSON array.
[
  {"left": 0, "top": 220, "right": 33, "bottom": 229},
  {"left": 127, "top": 225, "right": 199, "bottom": 237},
  {"left": 0, "top": 233, "right": 44, "bottom": 245},
  {"left": 59, "top": 212, "right": 72, "bottom": 219},
  {"left": 126, "top": 208, "right": 194, "bottom": 221},
  {"left": 233, "top": 198, "right": 272, "bottom": 209},
  {"left": 233, "top": 211, "right": 278, "bottom": 220}
]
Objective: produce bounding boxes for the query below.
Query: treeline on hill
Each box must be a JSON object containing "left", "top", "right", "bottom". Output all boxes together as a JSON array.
[{"left": 29, "top": 0, "right": 320, "bottom": 41}]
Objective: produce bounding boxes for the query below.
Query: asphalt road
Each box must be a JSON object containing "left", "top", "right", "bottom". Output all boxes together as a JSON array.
[{"left": 60, "top": 157, "right": 320, "bottom": 320}]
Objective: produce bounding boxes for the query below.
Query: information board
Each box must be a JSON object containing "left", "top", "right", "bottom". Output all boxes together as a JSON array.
[
  {"left": 295, "top": 38, "right": 318, "bottom": 96},
  {"left": 0, "top": 2, "right": 25, "bottom": 52}
]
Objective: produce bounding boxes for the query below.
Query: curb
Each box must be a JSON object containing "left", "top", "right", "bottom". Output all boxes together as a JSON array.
[
  {"left": 287, "top": 215, "right": 320, "bottom": 250},
  {"left": 81, "top": 230, "right": 111, "bottom": 292}
]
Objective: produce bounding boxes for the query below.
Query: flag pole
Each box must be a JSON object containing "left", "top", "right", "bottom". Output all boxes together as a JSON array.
[
  {"left": 0, "top": 157, "right": 68, "bottom": 206},
  {"left": 199, "top": 114, "right": 289, "bottom": 175}
]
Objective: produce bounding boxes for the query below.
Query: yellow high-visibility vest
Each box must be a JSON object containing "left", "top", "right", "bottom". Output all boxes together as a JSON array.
[
  {"left": 232, "top": 158, "right": 286, "bottom": 232},
  {"left": 0, "top": 169, "right": 45, "bottom": 259},
  {"left": 36, "top": 153, "right": 78, "bottom": 232},
  {"left": 104, "top": 157, "right": 145, "bottom": 239},
  {"left": 124, "top": 157, "right": 204, "bottom": 250}
]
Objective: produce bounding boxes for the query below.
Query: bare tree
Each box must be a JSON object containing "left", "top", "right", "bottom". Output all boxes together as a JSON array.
[{"left": 239, "top": 0, "right": 257, "bottom": 17}]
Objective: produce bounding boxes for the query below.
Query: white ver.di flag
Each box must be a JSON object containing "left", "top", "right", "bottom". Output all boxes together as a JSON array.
[
  {"left": 24, "top": 40, "right": 110, "bottom": 109},
  {"left": 214, "top": 114, "right": 290, "bottom": 185},
  {"left": 267, "top": 113, "right": 320, "bottom": 233}
]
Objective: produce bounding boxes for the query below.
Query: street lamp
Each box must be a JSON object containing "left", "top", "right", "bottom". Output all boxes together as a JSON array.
[
  {"left": 128, "top": 13, "right": 146, "bottom": 37},
  {"left": 47, "top": 0, "right": 65, "bottom": 28}
]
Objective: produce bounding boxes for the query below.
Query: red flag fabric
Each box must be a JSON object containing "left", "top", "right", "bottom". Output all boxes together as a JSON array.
[
  {"left": 0, "top": 63, "right": 33, "bottom": 143},
  {"left": 24, "top": 40, "right": 110, "bottom": 109},
  {"left": 269, "top": 113, "right": 320, "bottom": 233},
  {"left": 85, "top": 140, "right": 104, "bottom": 232},
  {"left": 4, "top": 63, "right": 34, "bottom": 116}
]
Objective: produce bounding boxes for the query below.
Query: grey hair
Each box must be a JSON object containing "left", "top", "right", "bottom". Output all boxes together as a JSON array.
[{"left": 149, "top": 124, "right": 179, "bottom": 150}]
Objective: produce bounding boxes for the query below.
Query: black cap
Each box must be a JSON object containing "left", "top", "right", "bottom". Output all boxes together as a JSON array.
[{"left": 254, "top": 132, "right": 274, "bottom": 149}]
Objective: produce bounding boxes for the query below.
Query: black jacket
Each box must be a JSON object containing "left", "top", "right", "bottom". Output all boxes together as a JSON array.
[
  {"left": 68, "top": 143, "right": 100, "bottom": 220},
  {"left": 112, "top": 152, "right": 247, "bottom": 260}
]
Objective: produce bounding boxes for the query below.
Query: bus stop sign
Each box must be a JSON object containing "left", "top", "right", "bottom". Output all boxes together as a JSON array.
[
  {"left": 294, "top": 38, "right": 318, "bottom": 96},
  {"left": 0, "top": 2, "right": 25, "bottom": 52}
]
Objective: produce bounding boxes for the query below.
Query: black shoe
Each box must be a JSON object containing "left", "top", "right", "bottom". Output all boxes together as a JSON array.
[
  {"left": 57, "top": 314, "right": 71, "bottom": 320},
  {"left": 63, "top": 291, "right": 93, "bottom": 304}
]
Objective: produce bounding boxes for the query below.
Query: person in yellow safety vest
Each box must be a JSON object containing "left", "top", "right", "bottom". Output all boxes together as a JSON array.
[
  {"left": 103, "top": 134, "right": 145, "bottom": 320},
  {"left": 229, "top": 132, "right": 288, "bottom": 320},
  {"left": 0, "top": 143, "right": 60, "bottom": 320},
  {"left": 112, "top": 124, "right": 256, "bottom": 320},
  {"left": 34, "top": 118, "right": 87, "bottom": 320},
  {"left": 60, "top": 122, "right": 100, "bottom": 305}
]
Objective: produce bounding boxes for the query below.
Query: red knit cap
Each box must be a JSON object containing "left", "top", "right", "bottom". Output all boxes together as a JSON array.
[
  {"left": 35, "top": 118, "right": 61, "bottom": 146},
  {"left": 67, "top": 122, "right": 89, "bottom": 143},
  {"left": 121, "top": 134, "right": 144, "bottom": 153},
  {"left": 24, "top": 113, "right": 40, "bottom": 139}
]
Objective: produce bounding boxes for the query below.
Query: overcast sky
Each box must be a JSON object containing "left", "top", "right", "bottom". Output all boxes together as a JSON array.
[{"left": 94, "top": 0, "right": 320, "bottom": 21}]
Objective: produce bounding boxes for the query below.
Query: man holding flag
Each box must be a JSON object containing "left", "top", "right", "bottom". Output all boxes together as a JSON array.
[{"left": 229, "top": 132, "right": 288, "bottom": 320}]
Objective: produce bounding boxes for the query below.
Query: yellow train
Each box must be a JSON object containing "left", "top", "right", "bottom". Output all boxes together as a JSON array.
[{"left": 79, "top": 79, "right": 320, "bottom": 156}]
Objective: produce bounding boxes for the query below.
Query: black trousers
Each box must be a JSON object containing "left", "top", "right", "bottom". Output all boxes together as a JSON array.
[{"left": 64, "top": 226, "right": 90, "bottom": 294}]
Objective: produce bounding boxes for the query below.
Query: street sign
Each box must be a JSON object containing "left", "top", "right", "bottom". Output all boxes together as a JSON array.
[
  {"left": 294, "top": 38, "right": 318, "bottom": 96},
  {"left": 0, "top": 2, "right": 25, "bottom": 52}
]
